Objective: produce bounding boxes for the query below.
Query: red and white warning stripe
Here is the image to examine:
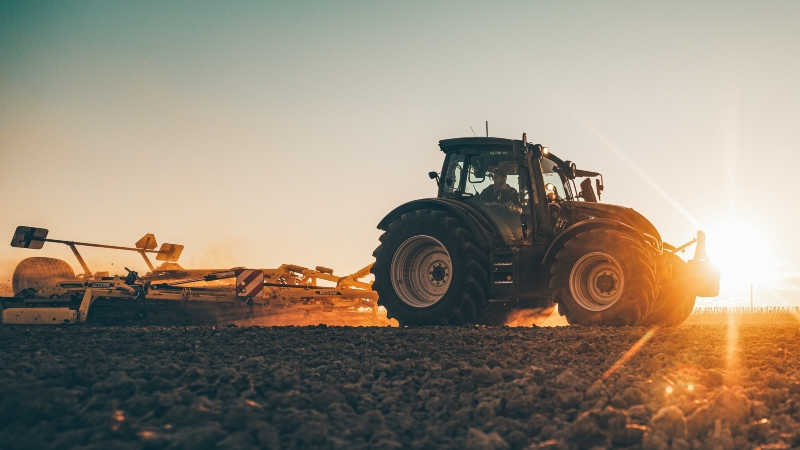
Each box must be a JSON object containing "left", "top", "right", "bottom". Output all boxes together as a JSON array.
[{"left": 235, "top": 269, "right": 264, "bottom": 298}]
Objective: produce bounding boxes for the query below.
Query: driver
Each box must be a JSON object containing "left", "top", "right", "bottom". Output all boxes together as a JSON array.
[
  {"left": 546, "top": 187, "right": 562, "bottom": 228},
  {"left": 480, "top": 167, "right": 521, "bottom": 208}
]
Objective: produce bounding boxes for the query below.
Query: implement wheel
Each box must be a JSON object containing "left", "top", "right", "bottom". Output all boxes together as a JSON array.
[
  {"left": 641, "top": 253, "right": 696, "bottom": 327},
  {"left": 550, "top": 229, "right": 657, "bottom": 326},
  {"left": 12, "top": 257, "right": 76, "bottom": 295},
  {"left": 372, "top": 209, "right": 489, "bottom": 326}
]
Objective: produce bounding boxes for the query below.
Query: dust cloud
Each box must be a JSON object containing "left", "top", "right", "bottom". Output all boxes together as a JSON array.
[
  {"left": 503, "top": 305, "right": 570, "bottom": 327},
  {"left": 235, "top": 307, "right": 398, "bottom": 327},
  {"left": 182, "top": 238, "right": 256, "bottom": 271},
  {"left": 0, "top": 258, "right": 18, "bottom": 296}
]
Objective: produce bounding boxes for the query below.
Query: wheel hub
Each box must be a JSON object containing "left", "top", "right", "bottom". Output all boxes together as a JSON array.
[
  {"left": 391, "top": 236, "right": 453, "bottom": 308},
  {"left": 569, "top": 252, "right": 625, "bottom": 311},
  {"left": 429, "top": 263, "right": 448, "bottom": 284},
  {"left": 595, "top": 272, "right": 617, "bottom": 294}
]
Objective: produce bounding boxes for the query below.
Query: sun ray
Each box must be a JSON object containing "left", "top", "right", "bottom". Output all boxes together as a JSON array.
[
  {"left": 592, "top": 327, "right": 658, "bottom": 388},
  {"left": 726, "top": 310, "right": 740, "bottom": 374},
  {"left": 548, "top": 92, "right": 706, "bottom": 230}
]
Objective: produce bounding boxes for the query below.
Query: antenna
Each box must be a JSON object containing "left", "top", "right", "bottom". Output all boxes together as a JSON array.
[
  {"left": 470, "top": 126, "right": 477, "bottom": 137},
  {"left": 485, "top": 121, "right": 488, "bottom": 137}
]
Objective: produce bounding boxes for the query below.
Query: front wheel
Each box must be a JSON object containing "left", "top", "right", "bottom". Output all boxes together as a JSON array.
[
  {"left": 371, "top": 209, "right": 489, "bottom": 326},
  {"left": 550, "top": 229, "right": 657, "bottom": 326},
  {"left": 640, "top": 254, "right": 696, "bottom": 327}
]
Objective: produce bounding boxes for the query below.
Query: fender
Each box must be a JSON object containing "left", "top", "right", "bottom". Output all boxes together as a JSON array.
[
  {"left": 376, "top": 199, "right": 499, "bottom": 249},
  {"left": 542, "top": 218, "right": 643, "bottom": 266}
]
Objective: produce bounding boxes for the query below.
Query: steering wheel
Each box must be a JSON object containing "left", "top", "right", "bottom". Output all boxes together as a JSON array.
[{"left": 506, "top": 202, "right": 522, "bottom": 213}]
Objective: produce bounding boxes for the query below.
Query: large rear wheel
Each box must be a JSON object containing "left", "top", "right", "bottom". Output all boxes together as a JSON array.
[
  {"left": 372, "top": 209, "right": 489, "bottom": 326},
  {"left": 550, "top": 229, "right": 657, "bottom": 326}
]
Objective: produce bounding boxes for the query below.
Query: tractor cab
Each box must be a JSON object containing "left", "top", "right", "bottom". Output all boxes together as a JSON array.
[{"left": 436, "top": 137, "right": 604, "bottom": 245}]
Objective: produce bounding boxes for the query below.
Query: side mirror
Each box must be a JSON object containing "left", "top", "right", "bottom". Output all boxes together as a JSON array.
[
  {"left": 579, "top": 178, "right": 597, "bottom": 202},
  {"left": 428, "top": 171, "right": 440, "bottom": 186},
  {"left": 563, "top": 161, "right": 577, "bottom": 179}
]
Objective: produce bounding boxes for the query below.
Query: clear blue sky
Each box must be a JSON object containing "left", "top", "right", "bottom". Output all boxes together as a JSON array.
[{"left": 2, "top": 1, "right": 799, "bottom": 306}]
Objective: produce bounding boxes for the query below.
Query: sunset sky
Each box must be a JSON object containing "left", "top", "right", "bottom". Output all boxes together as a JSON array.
[{"left": 2, "top": 2, "right": 799, "bottom": 306}]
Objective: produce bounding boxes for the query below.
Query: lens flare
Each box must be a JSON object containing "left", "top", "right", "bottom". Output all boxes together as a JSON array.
[
  {"left": 592, "top": 327, "right": 658, "bottom": 387},
  {"left": 705, "top": 218, "right": 776, "bottom": 292},
  {"left": 726, "top": 312, "right": 740, "bottom": 372}
]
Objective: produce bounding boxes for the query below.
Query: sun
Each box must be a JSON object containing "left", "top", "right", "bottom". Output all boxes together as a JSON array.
[{"left": 704, "top": 218, "right": 776, "bottom": 293}]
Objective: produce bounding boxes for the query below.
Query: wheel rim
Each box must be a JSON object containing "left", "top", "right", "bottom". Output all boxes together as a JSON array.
[
  {"left": 569, "top": 252, "right": 624, "bottom": 311},
  {"left": 391, "top": 235, "right": 452, "bottom": 308}
]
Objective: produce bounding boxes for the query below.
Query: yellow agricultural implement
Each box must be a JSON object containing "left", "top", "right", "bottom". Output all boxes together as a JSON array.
[{"left": 2, "top": 226, "right": 380, "bottom": 325}]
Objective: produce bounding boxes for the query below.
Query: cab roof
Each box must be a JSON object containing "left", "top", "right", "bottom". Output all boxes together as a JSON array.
[
  {"left": 438, "top": 136, "right": 567, "bottom": 167},
  {"left": 438, "top": 137, "right": 518, "bottom": 153}
]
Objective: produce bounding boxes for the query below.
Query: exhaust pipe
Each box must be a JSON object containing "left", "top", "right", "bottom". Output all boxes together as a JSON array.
[
  {"left": 689, "top": 230, "right": 720, "bottom": 297},
  {"left": 693, "top": 231, "right": 709, "bottom": 261}
]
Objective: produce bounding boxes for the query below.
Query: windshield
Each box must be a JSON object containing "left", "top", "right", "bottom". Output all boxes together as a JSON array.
[
  {"left": 540, "top": 156, "right": 572, "bottom": 200},
  {"left": 442, "top": 150, "right": 532, "bottom": 243}
]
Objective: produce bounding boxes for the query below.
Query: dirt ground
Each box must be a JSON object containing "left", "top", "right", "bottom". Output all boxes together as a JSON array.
[{"left": 1, "top": 323, "right": 798, "bottom": 450}]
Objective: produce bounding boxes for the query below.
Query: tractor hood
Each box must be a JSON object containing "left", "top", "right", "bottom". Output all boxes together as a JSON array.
[{"left": 558, "top": 202, "right": 663, "bottom": 250}]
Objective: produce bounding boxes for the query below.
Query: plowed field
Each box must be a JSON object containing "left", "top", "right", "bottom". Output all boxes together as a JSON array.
[{"left": 1, "top": 324, "right": 798, "bottom": 449}]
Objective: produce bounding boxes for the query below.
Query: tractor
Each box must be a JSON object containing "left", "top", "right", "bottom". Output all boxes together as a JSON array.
[{"left": 371, "top": 135, "right": 720, "bottom": 326}]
